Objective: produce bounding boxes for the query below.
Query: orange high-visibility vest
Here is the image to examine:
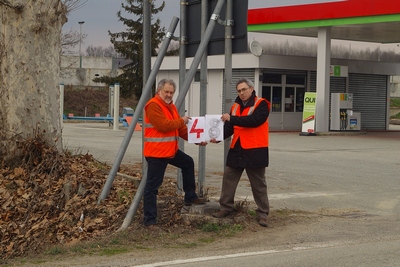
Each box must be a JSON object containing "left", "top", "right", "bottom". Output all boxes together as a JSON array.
[
  {"left": 230, "top": 97, "right": 269, "bottom": 149},
  {"left": 143, "top": 97, "right": 179, "bottom": 158}
]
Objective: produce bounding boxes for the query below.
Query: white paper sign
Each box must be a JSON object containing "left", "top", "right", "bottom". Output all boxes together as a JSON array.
[
  {"left": 205, "top": 114, "right": 223, "bottom": 142},
  {"left": 187, "top": 115, "right": 223, "bottom": 143},
  {"left": 187, "top": 117, "right": 205, "bottom": 143}
]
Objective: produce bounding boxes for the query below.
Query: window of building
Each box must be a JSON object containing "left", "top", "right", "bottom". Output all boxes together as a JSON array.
[
  {"left": 261, "top": 73, "right": 282, "bottom": 84},
  {"left": 286, "top": 75, "right": 306, "bottom": 85},
  {"left": 262, "top": 86, "right": 282, "bottom": 112}
]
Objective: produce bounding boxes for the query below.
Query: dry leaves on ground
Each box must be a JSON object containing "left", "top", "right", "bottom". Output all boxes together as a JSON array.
[{"left": 0, "top": 133, "right": 185, "bottom": 260}]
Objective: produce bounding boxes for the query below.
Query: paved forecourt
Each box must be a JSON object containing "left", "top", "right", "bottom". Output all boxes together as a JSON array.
[{"left": 62, "top": 122, "right": 400, "bottom": 216}]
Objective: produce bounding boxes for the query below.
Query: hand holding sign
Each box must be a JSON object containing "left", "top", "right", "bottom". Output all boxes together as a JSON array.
[{"left": 187, "top": 115, "right": 223, "bottom": 143}]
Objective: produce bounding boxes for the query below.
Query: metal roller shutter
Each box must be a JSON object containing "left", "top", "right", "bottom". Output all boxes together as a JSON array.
[
  {"left": 263, "top": 68, "right": 307, "bottom": 76},
  {"left": 310, "top": 71, "right": 346, "bottom": 94},
  {"left": 222, "top": 68, "right": 255, "bottom": 113},
  {"left": 349, "top": 73, "right": 387, "bottom": 130}
]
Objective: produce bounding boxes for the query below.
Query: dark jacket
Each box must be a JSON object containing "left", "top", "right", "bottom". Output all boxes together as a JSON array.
[{"left": 224, "top": 92, "right": 270, "bottom": 168}]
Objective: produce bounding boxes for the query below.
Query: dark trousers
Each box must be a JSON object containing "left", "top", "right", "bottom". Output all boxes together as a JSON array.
[
  {"left": 143, "top": 149, "right": 198, "bottom": 226},
  {"left": 219, "top": 166, "right": 270, "bottom": 219}
]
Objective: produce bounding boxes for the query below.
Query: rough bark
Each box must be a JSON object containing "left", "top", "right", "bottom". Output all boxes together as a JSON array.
[{"left": 0, "top": 0, "right": 67, "bottom": 159}]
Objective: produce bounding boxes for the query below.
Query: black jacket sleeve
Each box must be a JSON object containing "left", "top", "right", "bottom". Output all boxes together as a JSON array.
[{"left": 223, "top": 100, "right": 269, "bottom": 140}]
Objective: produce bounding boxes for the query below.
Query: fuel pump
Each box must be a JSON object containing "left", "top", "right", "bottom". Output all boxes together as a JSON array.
[
  {"left": 340, "top": 109, "right": 348, "bottom": 130},
  {"left": 330, "top": 93, "right": 361, "bottom": 131}
]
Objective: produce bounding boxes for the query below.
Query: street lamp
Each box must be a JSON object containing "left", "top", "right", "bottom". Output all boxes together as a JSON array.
[{"left": 78, "top": 21, "right": 85, "bottom": 68}]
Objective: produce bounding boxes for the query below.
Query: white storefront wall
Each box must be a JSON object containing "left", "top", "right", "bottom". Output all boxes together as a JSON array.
[{"left": 155, "top": 53, "right": 400, "bottom": 131}]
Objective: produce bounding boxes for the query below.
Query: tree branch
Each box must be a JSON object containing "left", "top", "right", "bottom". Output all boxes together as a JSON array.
[
  {"left": 0, "top": 0, "right": 24, "bottom": 11},
  {"left": 62, "top": 0, "right": 88, "bottom": 13}
]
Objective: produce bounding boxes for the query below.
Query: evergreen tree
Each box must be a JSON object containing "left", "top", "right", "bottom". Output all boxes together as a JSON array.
[{"left": 93, "top": 0, "right": 166, "bottom": 99}]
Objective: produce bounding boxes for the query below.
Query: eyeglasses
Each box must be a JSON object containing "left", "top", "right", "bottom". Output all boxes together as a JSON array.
[{"left": 237, "top": 87, "right": 249, "bottom": 94}]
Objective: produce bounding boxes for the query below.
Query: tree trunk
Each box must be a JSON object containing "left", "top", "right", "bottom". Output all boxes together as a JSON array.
[{"left": 0, "top": 1, "right": 67, "bottom": 159}]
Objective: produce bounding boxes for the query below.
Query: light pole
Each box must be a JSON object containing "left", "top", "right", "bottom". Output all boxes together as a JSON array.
[{"left": 78, "top": 21, "right": 85, "bottom": 68}]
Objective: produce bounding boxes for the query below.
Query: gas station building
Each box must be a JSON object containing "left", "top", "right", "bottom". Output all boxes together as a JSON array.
[{"left": 156, "top": 0, "right": 400, "bottom": 132}]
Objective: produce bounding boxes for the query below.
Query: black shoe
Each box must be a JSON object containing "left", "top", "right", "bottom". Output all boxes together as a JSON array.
[
  {"left": 212, "top": 210, "right": 231, "bottom": 218},
  {"left": 185, "top": 197, "right": 206, "bottom": 206}
]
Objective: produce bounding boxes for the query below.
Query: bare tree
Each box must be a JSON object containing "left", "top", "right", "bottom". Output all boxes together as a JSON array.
[
  {"left": 63, "top": 0, "right": 88, "bottom": 13},
  {"left": 0, "top": 0, "right": 85, "bottom": 159},
  {"left": 86, "top": 45, "right": 119, "bottom": 57},
  {"left": 61, "top": 29, "right": 87, "bottom": 55}
]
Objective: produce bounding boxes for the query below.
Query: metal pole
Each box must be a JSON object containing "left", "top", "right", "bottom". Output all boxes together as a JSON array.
[
  {"left": 177, "top": 0, "right": 188, "bottom": 194},
  {"left": 60, "top": 83, "right": 64, "bottom": 128},
  {"left": 113, "top": 83, "right": 120, "bottom": 131},
  {"left": 223, "top": 0, "right": 233, "bottom": 166},
  {"left": 198, "top": 0, "right": 209, "bottom": 197},
  {"left": 78, "top": 21, "right": 84, "bottom": 68},
  {"left": 99, "top": 17, "right": 180, "bottom": 204},
  {"left": 109, "top": 85, "right": 114, "bottom": 116},
  {"left": 175, "top": 0, "right": 226, "bottom": 110},
  {"left": 142, "top": 0, "right": 151, "bottom": 178}
]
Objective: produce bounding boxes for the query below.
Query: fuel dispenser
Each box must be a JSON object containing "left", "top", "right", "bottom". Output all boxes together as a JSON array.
[{"left": 330, "top": 93, "right": 361, "bottom": 131}]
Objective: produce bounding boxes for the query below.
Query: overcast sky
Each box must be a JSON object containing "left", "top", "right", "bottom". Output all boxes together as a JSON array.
[
  {"left": 63, "top": 0, "right": 342, "bottom": 51},
  {"left": 63, "top": 0, "right": 399, "bottom": 53}
]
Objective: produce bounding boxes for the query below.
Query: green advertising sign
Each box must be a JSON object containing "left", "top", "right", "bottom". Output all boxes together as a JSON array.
[
  {"left": 301, "top": 92, "right": 317, "bottom": 133},
  {"left": 330, "top": 65, "right": 348, "bottom": 77}
]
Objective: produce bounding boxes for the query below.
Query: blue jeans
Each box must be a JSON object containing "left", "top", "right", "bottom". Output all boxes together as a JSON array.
[{"left": 143, "top": 149, "right": 198, "bottom": 226}]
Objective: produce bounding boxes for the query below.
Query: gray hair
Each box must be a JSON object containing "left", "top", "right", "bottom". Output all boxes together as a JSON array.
[
  {"left": 235, "top": 78, "right": 254, "bottom": 89},
  {"left": 157, "top": 78, "right": 176, "bottom": 92}
]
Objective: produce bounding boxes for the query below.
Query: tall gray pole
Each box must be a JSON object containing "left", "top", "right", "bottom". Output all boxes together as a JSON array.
[
  {"left": 175, "top": 0, "right": 226, "bottom": 110},
  {"left": 98, "top": 17, "right": 180, "bottom": 204},
  {"left": 142, "top": 0, "right": 151, "bottom": 181},
  {"left": 78, "top": 21, "right": 85, "bottom": 68},
  {"left": 177, "top": 0, "right": 188, "bottom": 194},
  {"left": 60, "top": 83, "right": 64, "bottom": 128},
  {"left": 198, "top": 0, "right": 209, "bottom": 197},
  {"left": 223, "top": 0, "right": 233, "bottom": 166}
]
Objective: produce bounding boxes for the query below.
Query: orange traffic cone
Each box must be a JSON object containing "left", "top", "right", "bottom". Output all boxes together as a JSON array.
[
  {"left": 135, "top": 123, "right": 142, "bottom": 131},
  {"left": 125, "top": 116, "right": 142, "bottom": 131}
]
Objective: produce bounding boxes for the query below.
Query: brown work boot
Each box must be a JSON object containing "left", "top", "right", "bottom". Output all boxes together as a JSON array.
[
  {"left": 185, "top": 197, "right": 206, "bottom": 206},
  {"left": 212, "top": 210, "right": 231, "bottom": 218},
  {"left": 258, "top": 218, "right": 268, "bottom": 227}
]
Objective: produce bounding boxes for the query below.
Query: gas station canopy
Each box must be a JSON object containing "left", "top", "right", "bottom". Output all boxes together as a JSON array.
[{"left": 247, "top": 0, "right": 400, "bottom": 44}]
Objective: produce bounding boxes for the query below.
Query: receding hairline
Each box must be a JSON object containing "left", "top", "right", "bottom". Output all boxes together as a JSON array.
[
  {"left": 157, "top": 78, "right": 176, "bottom": 92},
  {"left": 236, "top": 78, "right": 254, "bottom": 89}
]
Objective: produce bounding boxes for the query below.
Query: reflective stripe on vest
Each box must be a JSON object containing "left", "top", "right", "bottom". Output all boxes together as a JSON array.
[
  {"left": 143, "top": 136, "right": 178, "bottom": 142},
  {"left": 230, "top": 97, "right": 269, "bottom": 149}
]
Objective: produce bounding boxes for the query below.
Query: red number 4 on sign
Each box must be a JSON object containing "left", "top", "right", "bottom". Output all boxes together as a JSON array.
[{"left": 190, "top": 118, "right": 204, "bottom": 138}]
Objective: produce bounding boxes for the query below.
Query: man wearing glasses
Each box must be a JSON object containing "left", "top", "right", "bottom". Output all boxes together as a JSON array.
[{"left": 211, "top": 78, "right": 271, "bottom": 227}]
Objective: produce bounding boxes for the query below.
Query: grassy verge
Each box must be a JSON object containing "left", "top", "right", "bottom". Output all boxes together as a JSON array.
[
  {"left": 390, "top": 98, "right": 400, "bottom": 119},
  {"left": 390, "top": 98, "right": 400, "bottom": 108}
]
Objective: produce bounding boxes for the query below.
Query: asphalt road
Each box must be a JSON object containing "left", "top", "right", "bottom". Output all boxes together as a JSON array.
[{"left": 61, "top": 122, "right": 400, "bottom": 267}]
